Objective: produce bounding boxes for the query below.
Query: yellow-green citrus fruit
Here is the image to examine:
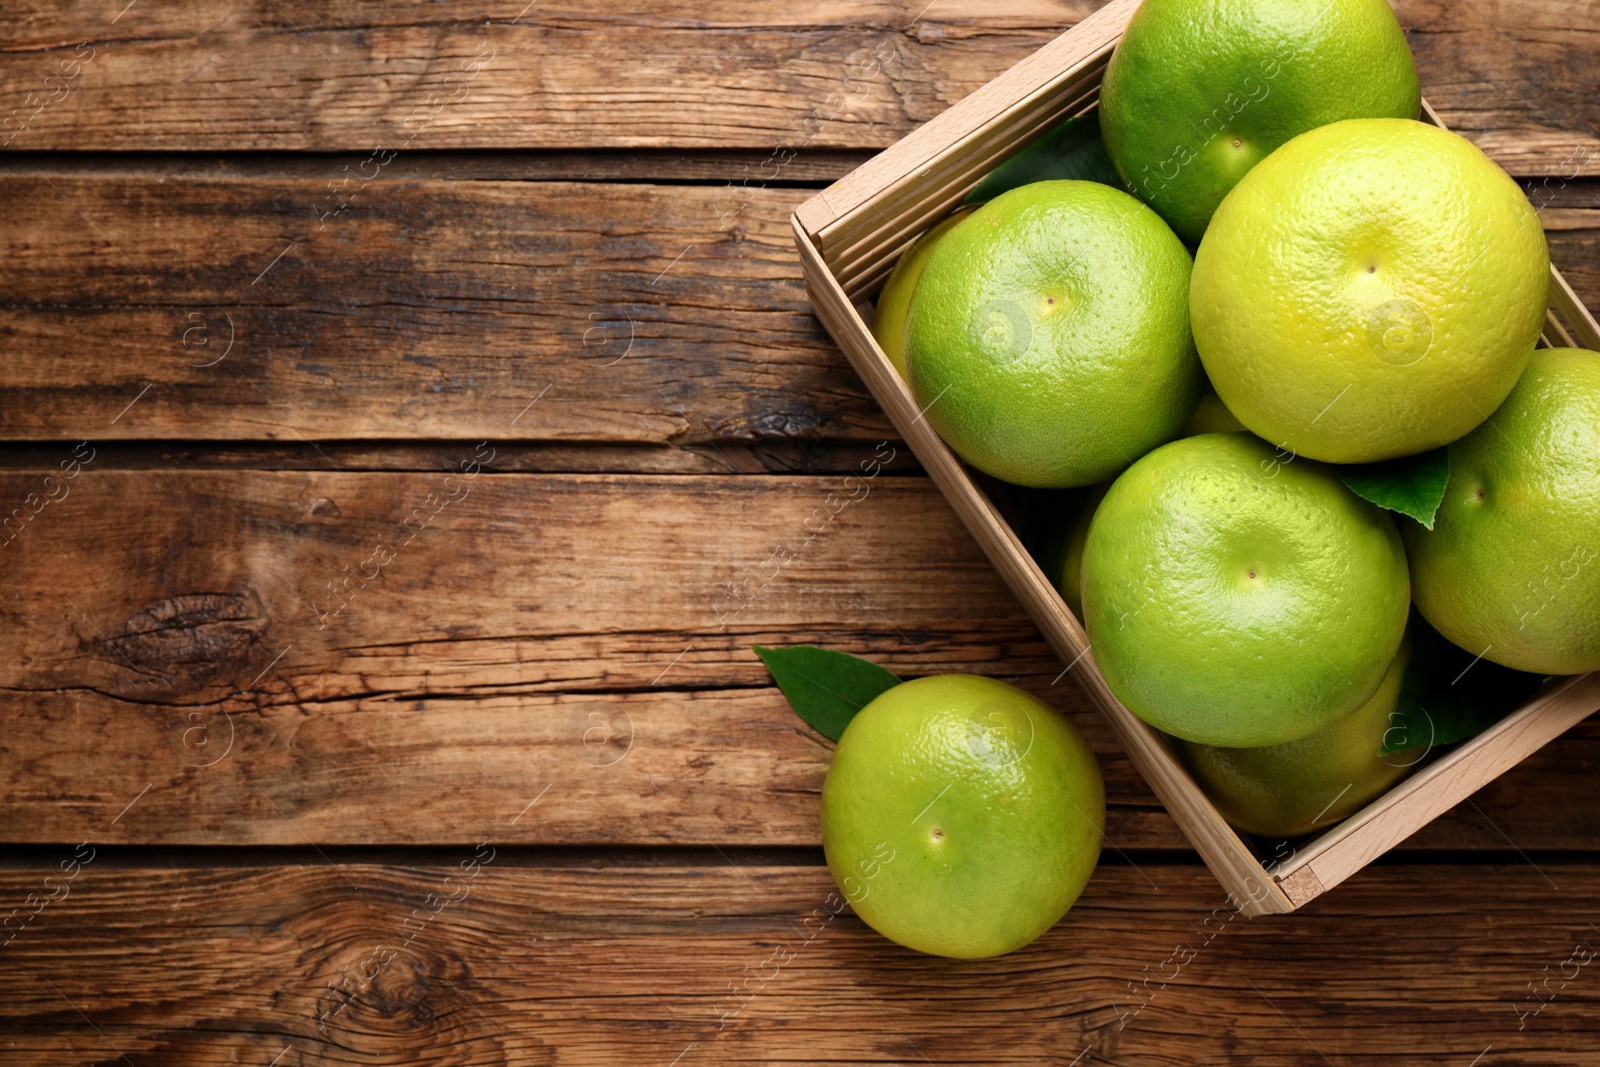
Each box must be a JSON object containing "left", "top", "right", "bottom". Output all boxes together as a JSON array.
[
  {"left": 873, "top": 206, "right": 976, "bottom": 377},
  {"left": 1181, "top": 392, "right": 1248, "bottom": 436},
  {"left": 1405, "top": 348, "right": 1600, "bottom": 674},
  {"left": 906, "top": 179, "right": 1202, "bottom": 488},
  {"left": 1057, "top": 482, "right": 1112, "bottom": 621},
  {"left": 1081, "top": 433, "right": 1410, "bottom": 747},
  {"left": 1099, "top": 0, "right": 1420, "bottom": 244},
  {"left": 820, "top": 675, "right": 1104, "bottom": 958},
  {"left": 1192, "top": 118, "right": 1549, "bottom": 463},
  {"left": 1055, "top": 394, "right": 1245, "bottom": 618},
  {"left": 1179, "top": 634, "right": 1413, "bottom": 839}
]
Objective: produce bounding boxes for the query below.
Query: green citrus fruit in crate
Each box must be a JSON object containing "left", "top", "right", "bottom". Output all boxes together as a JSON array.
[
  {"left": 1057, "top": 481, "right": 1111, "bottom": 622},
  {"left": 1405, "top": 347, "right": 1600, "bottom": 675},
  {"left": 820, "top": 675, "right": 1104, "bottom": 958},
  {"left": 1058, "top": 396, "right": 1246, "bottom": 620},
  {"left": 1099, "top": 0, "right": 1420, "bottom": 244},
  {"left": 1178, "top": 633, "right": 1413, "bottom": 839},
  {"left": 1081, "top": 433, "right": 1410, "bottom": 747},
  {"left": 872, "top": 206, "right": 975, "bottom": 377},
  {"left": 905, "top": 180, "right": 1202, "bottom": 488},
  {"left": 1191, "top": 118, "right": 1550, "bottom": 464}
]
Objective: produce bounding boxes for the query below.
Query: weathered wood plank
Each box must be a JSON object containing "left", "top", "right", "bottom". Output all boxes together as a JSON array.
[
  {"left": 0, "top": 176, "right": 890, "bottom": 442},
  {"left": 0, "top": 687, "right": 1179, "bottom": 849},
  {"left": 0, "top": 0, "right": 1095, "bottom": 152},
  {"left": 2, "top": 176, "right": 1599, "bottom": 443},
  {"left": 0, "top": 1, "right": 1595, "bottom": 175},
  {"left": 7, "top": 678, "right": 1594, "bottom": 852},
  {"left": 0, "top": 861, "right": 1596, "bottom": 1064},
  {"left": 0, "top": 468, "right": 1591, "bottom": 853},
  {"left": 0, "top": 470, "right": 1043, "bottom": 704},
  {"left": 0, "top": 467, "right": 1166, "bottom": 846}
]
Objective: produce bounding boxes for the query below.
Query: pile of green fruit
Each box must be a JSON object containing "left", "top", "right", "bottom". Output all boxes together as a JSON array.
[{"left": 874, "top": 0, "right": 1600, "bottom": 842}]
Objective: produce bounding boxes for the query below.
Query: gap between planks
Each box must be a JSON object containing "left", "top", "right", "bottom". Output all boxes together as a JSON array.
[{"left": 0, "top": 150, "right": 1596, "bottom": 187}]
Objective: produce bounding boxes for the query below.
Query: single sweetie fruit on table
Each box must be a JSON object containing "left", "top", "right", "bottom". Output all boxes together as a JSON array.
[{"left": 820, "top": 675, "right": 1104, "bottom": 958}]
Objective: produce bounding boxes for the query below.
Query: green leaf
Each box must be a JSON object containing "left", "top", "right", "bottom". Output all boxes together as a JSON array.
[
  {"left": 1381, "top": 616, "right": 1545, "bottom": 756},
  {"left": 963, "top": 115, "right": 1124, "bottom": 205},
  {"left": 1339, "top": 447, "right": 1451, "bottom": 529},
  {"left": 753, "top": 645, "right": 901, "bottom": 742}
]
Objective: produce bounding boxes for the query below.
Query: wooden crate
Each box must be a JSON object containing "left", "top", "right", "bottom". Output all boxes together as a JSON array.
[{"left": 791, "top": 0, "right": 1600, "bottom": 915}]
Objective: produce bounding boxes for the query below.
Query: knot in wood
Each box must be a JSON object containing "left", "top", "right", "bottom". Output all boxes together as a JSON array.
[{"left": 100, "top": 591, "right": 266, "bottom": 692}]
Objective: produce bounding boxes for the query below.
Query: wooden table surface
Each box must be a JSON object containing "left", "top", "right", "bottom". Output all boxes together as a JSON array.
[{"left": 1, "top": 2, "right": 1597, "bottom": 1063}]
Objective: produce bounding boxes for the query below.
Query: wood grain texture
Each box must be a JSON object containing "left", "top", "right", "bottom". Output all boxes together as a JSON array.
[
  {"left": 0, "top": 440, "right": 929, "bottom": 477},
  {"left": 0, "top": 470, "right": 1042, "bottom": 704},
  {"left": 0, "top": 1, "right": 1596, "bottom": 173},
  {"left": 0, "top": 687, "right": 1178, "bottom": 849},
  {"left": 0, "top": 467, "right": 1593, "bottom": 853},
  {"left": 2, "top": 861, "right": 1599, "bottom": 1064},
  {"left": 0, "top": 175, "right": 893, "bottom": 443},
  {"left": 0, "top": 467, "right": 1160, "bottom": 847},
  {"left": 1, "top": 174, "right": 1598, "bottom": 443}
]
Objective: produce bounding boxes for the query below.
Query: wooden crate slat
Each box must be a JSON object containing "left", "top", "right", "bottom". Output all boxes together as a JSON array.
[
  {"left": 812, "top": 65, "right": 1115, "bottom": 286},
  {"left": 822, "top": 79, "right": 1108, "bottom": 299},
  {"left": 1551, "top": 262, "right": 1600, "bottom": 346},
  {"left": 1275, "top": 672, "right": 1600, "bottom": 902}
]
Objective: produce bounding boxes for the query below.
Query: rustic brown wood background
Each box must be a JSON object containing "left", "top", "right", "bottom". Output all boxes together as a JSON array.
[{"left": 0, "top": 2, "right": 1597, "bottom": 1063}]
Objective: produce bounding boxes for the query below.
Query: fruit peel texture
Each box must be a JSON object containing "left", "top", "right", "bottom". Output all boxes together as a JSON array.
[{"left": 1081, "top": 433, "right": 1411, "bottom": 746}]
